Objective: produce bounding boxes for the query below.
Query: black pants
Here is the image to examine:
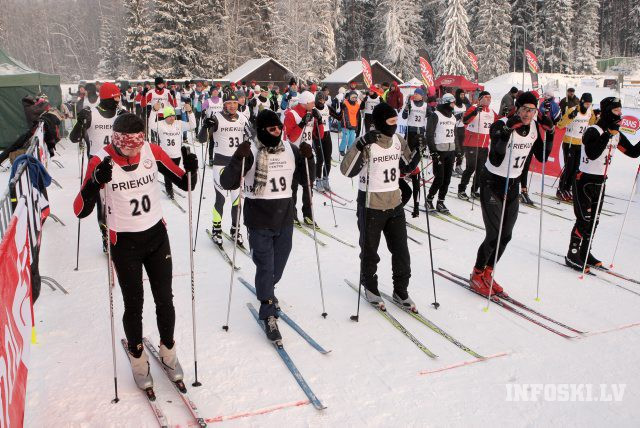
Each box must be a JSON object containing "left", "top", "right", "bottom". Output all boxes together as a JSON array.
[
  {"left": 364, "top": 114, "right": 373, "bottom": 133},
  {"left": 88, "top": 155, "right": 107, "bottom": 240},
  {"left": 570, "top": 172, "right": 604, "bottom": 256},
  {"left": 111, "top": 221, "right": 175, "bottom": 353},
  {"left": 357, "top": 201, "right": 411, "bottom": 295},
  {"left": 248, "top": 225, "right": 294, "bottom": 319},
  {"left": 428, "top": 150, "right": 455, "bottom": 201},
  {"left": 459, "top": 146, "right": 488, "bottom": 194},
  {"left": 194, "top": 110, "right": 203, "bottom": 134},
  {"left": 314, "top": 132, "right": 332, "bottom": 179},
  {"left": 560, "top": 143, "right": 581, "bottom": 193},
  {"left": 291, "top": 176, "right": 313, "bottom": 219},
  {"left": 455, "top": 127, "right": 465, "bottom": 166},
  {"left": 519, "top": 150, "right": 534, "bottom": 189},
  {"left": 208, "top": 133, "right": 215, "bottom": 162},
  {"left": 165, "top": 157, "right": 181, "bottom": 195},
  {"left": 475, "top": 169, "right": 520, "bottom": 269},
  {"left": 135, "top": 104, "right": 144, "bottom": 120}
]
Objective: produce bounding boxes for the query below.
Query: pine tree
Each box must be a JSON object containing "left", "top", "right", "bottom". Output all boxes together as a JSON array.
[
  {"left": 190, "top": 0, "right": 225, "bottom": 76},
  {"left": 308, "top": 0, "right": 337, "bottom": 81},
  {"left": 96, "top": 15, "right": 120, "bottom": 79},
  {"left": 572, "top": 0, "right": 600, "bottom": 74},
  {"left": 509, "top": 0, "right": 537, "bottom": 73},
  {"left": 152, "top": 0, "right": 196, "bottom": 78},
  {"left": 435, "top": 0, "right": 471, "bottom": 76},
  {"left": 544, "top": 0, "right": 574, "bottom": 73},
  {"left": 246, "top": 0, "right": 278, "bottom": 59},
  {"left": 123, "top": 0, "right": 155, "bottom": 78},
  {"left": 420, "top": 0, "right": 441, "bottom": 59},
  {"left": 378, "top": 0, "right": 423, "bottom": 80},
  {"left": 475, "top": 0, "right": 511, "bottom": 80},
  {"left": 627, "top": 1, "right": 640, "bottom": 55}
]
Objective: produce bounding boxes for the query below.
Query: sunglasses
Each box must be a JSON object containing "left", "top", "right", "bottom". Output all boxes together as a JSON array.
[{"left": 520, "top": 106, "right": 537, "bottom": 114}]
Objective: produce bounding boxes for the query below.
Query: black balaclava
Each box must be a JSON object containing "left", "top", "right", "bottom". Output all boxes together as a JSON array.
[
  {"left": 100, "top": 98, "right": 118, "bottom": 111},
  {"left": 599, "top": 97, "right": 622, "bottom": 129},
  {"left": 372, "top": 102, "right": 398, "bottom": 137},
  {"left": 580, "top": 93, "right": 593, "bottom": 114},
  {"left": 455, "top": 88, "right": 465, "bottom": 107},
  {"left": 256, "top": 110, "right": 283, "bottom": 147},
  {"left": 85, "top": 83, "right": 98, "bottom": 103}
]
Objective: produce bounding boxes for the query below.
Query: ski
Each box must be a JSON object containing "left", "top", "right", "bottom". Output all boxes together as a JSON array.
[
  {"left": 222, "top": 231, "right": 251, "bottom": 257},
  {"left": 405, "top": 221, "right": 447, "bottom": 241},
  {"left": 439, "top": 268, "right": 586, "bottom": 335},
  {"left": 161, "top": 190, "right": 186, "bottom": 213},
  {"left": 542, "top": 249, "right": 640, "bottom": 286},
  {"left": 407, "top": 234, "right": 423, "bottom": 245},
  {"left": 442, "top": 212, "right": 485, "bottom": 230},
  {"left": 313, "top": 188, "right": 347, "bottom": 206},
  {"left": 142, "top": 338, "right": 207, "bottom": 428},
  {"left": 323, "top": 188, "right": 353, "bottom": 203},
  {"left": 304, "top": 224, "right": 356, "bottom": 248},
  {"left": 294, "top": 222, "right": 327, "bottom": 246},
  {"left": 411, "top": 207, "right": 475, "bottom": 231},
  {"left": 206, "top": 229, "right": 241, "bottom": 270},
  {"left": 120, "top": 339, "right": 170, "bottom": 428},
  {"left": 158, "top": 180, "right": 186, "bottom": 198},
  {"left": 239, "top": 278, "right": 331, "bottom": 354},
  {"left": 377, "top": 290, "right": 484, "bottom": 359},
  {"left": 434, "top": 271, "right": 576, "bottom": 339},
  {"left": 344, "top": 279, "right": 438, "bottom": 358},
  {"left": 534, "top": 192, "right": 618, "bottom": 215},
  {"left": 246, "top": 303, "right": 327, "bottom": 410},
  {"left": 448, "top": 191, "right": 528, "bottom": 215}
]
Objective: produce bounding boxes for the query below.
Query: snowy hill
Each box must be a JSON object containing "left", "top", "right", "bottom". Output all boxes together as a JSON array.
[{"left": 18, "top": 128, "right": 640, "bottom": 426}]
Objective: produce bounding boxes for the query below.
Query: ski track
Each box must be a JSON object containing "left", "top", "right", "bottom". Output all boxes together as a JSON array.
[{"left": 14, "top": 118, "right": 640, "bottom": 427}]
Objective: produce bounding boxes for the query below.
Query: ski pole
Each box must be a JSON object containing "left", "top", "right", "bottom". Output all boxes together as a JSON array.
[
  {"left": 222, "top": 160, "right": 245, "bottom": 331},
  {"left": 351, "top": 148, "right": 371, "bottom": 322},
  {"left": 305, "top": 155, "right": 328, "bottom": 318},
  {"left": 314, "top": 120, "right": 337, "bottom": 228},
  {"left": 74, "top": 141, "right": 85, "bottom": 271},
  {"left": 580, "top": 145, "right": 614, "bottom": 279},
  {"left": 484, "top": 131, "right": 516, "bottom": 311},
  {"left": 470, "top": 108, "right": 483, "bottom": 211},
  {"left": 609, "top": 163, "right": 640, "bottom": 269},
  {"left": 420, "top": 155, "right": 440, "bottom": 309},
  {"left": 193, "top": 131, "right": 209, "bottom": 250},
  {"left": 103, "top": 159, "right": 120, "bottom": 404},
  {"left": 535, "top": 133, "right": 548, "bottom": 301}
]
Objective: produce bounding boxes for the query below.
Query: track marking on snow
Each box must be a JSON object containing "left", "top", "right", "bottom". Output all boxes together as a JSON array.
[
  {"left": 418, "top": 352, "right": 511, "bottom": 376},
  {"left": 577, "top": 321, "right": 640, "bottom": 339},
  {"left": 188, "top": 400, "right": 310, "bottom": 425}
]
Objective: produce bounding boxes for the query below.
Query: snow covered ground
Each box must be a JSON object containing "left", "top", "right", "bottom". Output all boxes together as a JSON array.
[{"left": 14, "top": 123, "right": 640, "bottom": 427}]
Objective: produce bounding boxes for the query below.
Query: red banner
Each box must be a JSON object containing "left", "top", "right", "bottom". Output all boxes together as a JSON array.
[
  {"left": 529, "top": 129, "right": 564, "bottom": 177},
  {"left": 0, "top": 198, "right": 33, "bottom": 428},
  {"left": 361, "top": 58, "right": 373, "bottom": 89},
  {"left": 419, "top": 57, "right": 435, "bottom": 88},
  {"left": 525, "top": 49, "right": 540, "bottom": 73},
  {"left": 620, "top": 115, "right": 640, "bottom": 135}
]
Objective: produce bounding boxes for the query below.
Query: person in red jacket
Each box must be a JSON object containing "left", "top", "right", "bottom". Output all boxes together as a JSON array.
[
  {"left": 283, "top": 90, "right": 324, "bottom": 226},
  {"left": 141, "top": 77, "right": 177, "bottom": 141},
  {"left": 385, "top": 81, "right": 404, "bottom": 111},
  {"left": 457, "top": 91, "right": 498, "bottom": 199}
]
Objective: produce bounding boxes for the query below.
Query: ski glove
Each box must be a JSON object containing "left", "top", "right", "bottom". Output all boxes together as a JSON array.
[
  {"left": 312, "top": 108, "right": 322, "bottom": 121},
  {"left": 235, "top": 140, "right": 252, "bottom": 158},
  {"left": 297, "top": 112, "right": 311, "bottom": 129},
  {"left": 356, "top": 130, "right": 380, "bottom": 151},
  {"left": 93, "top": 156, "right": 112, "bottom": 184},
  {"left": 181, "top": 147, "right": 199, "bottom": 173},
  {"left": 430, "top": 151, "right": 440, "bottom": 163},
  {"left": 568, "top": 107, "right": 579, "bottom": 119},
  {"left": 299, "top": 142, "right": 313, "bottom": 158},
  {"left": 455, "top": 151, "right": 463, "bottom": 163},
  {"left": 506, "top": 115, "right": 524, "bottom": 130}
]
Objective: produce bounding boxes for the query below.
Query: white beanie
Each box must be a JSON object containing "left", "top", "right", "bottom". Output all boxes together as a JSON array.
[{"left": 298, "top": 91, "right": 315, "bottom": 105}]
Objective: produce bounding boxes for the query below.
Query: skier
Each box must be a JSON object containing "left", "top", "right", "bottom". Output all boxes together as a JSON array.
[
  {"left": 458, "top": 91, "right": 497, "bottom": 200},
  {"left": 425, "top": 93, "right": 458, "bottom": 213},
  {"left": 340, "top": 102, "right": 420, "bottom": 308},
  {"left": 283, "top": 90, "right": 324, "bottom": 226},
  {"left": 280, "top": 78, "right": 298, "bottom": 112},
  {"left": 453, "top": 89, "right": 470, "bottom": 176},
  {"left": 219, "top": 110, "right": 314, "bottom": 341},
  {"left": 559, "top": 88, "right": 579, "bottom": 115},
  {"left": 236, "top": 90, "right": 252, "bottom": 121},
  {"left": 141, "top": 77, "right": 176, "bottom": 143},
  {"left": 200, "top": 92, "right": 250, "bottom": 246},
  {"left": 203, "top": 86, "right": 224, "bottom": 166},
  {"left": 70, "top": 82, "right": 124, "bottom": 251},
  {"left": 313, "top": 91, "right": 340, "bottom": 191},
  {"left": 556, "top": 93, "right": 595, "bottom": 201},
  {"left": 81, "top": 83, "right": 100, "bottom": 110},
  {"left": 190, "top": 80, "right": 207, "bottom": 134},
  {"left": 73, "top": 113, "right": 199, "bottom": 390},
  {"left": 338, "top": 91, "right": 362, "bottom": 156},
  {"left": 248, "top": 86, "right": 272, "bottom": 125},
  {"left": 499, "top": 87, "right": 518, "bottom": 117},
  {"left": 470, "top": 92, "right": 552, "bottom": 296},
  {"left": 156, "top": 104, "right": 196, "bottom": 198},
  {"left": 565, "top": 96, "right": 640, "bottom": 270},
  {"left": 360, "top": 84, "right": 382, "bottom": 132},
  {"left": 402, "top": 88, "right": 428, "bottom": 216}
]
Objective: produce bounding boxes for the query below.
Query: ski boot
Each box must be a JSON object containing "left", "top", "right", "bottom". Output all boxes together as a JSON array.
[
  {"left": 393, "top": 290, "right": 417, "bottom": 313},
  {"left": 454, "top": 165, "right": 464, "bottom": 177},
  {"left": 264, "top": 315, "right": 282, "bottom": 343},
  {"left": 322, "top": 178, "right": 332, "bottom": 192},
  {"left": 457, "top": 191, "right": 470, "bottom": 201},
  {"left": 425, "top": 197, "right": 436, "bottom": 212},
  {"left": 159, "top": 342, "right": 185, "bottom": 383},
  {"left": 304, "top": 216, "right": 320, "bottom": 230},
  {"left": 436, "top": 200, "right": 449, "bottom": 214},
  {"left": 208, "top": 158, "right": 214, "bottom": 167},
  {"left": 412, "top": 203, "right": 419, "bottom": 218},
  {"left": 565, "top": 231, "right": 588, "bottom": 272},
  {"left": 293, "top": 216, "right": 301, "bottom": 227},
  {"left": 127, "top": 345, "right": 154, "bottom": 390},
  {"left": 210, "top": 221, "right": 223, "bottom": 247},
  {"left": 556, "top": 189, "right": 568, "bottom": 202},
  {"left": 165, "top": 187, "right": 175, "bottom": 200},
  {"left": 520, "top": 188, "right": 534, "bottom": 206},
  {"left": 230, "top": 225, "right": 244, "bottom": 247},
  {"left": 483, "top": 266, "right": 504, "bottom": 295},
  {"left": 315, "top": 178, "right": 325, "bottom": 191},
  {"left": 587, "top": 252, "right": 603, "bottom": 268},
  {"left": 470, "top": 267, "right": 494, "bottom": 297},
  {"left": 471, "top": 190, "right": 481, "bottom": 199}
]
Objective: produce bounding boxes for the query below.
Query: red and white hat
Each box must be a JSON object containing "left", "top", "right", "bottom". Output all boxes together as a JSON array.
[{"left": 99, "top": 82, "right": 121, "bottom": 100}]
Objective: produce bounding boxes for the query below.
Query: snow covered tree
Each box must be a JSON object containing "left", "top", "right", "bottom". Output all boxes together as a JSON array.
[
  {"left": 377, "top": 0, "right": 423, "bottom": 80},
  {"left": 123, "top": 0, "right": 155, "bottom": 78},
  {"left": 420, "top": 0, "right": 441, "bottom": 60},
  {"left": 572, "top": 0, "right": 600, "bottom": 74},
  {"left": 510, "top": 0, "right": 538, "bottom": 73},
  {"left": 544, "top": 0, "right": 575, "bottom": 73},
  {"left": 435, "top": 0, "right": 471, "bottom": 76},
  {"left": 190, "top": 0, "right": 225, "bottom": 76},
  {"left": 152, "top": 0, "right": 198, "bottom": 78},
  {"left": 307, "top": 0, "right": 337, "bottom": 81},
  {"left": 96, "top": 15, "right": 120, "bottom": 79},
  {"left": 244, "top": 0, "right": 278, "bottom": 59},
  {"left": 475, "top": 0, "right": 511, "bottom": 80}
]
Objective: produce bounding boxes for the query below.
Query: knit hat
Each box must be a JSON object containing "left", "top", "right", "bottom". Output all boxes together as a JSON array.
[
  {"left": 581, "top": 93, "right": 593, "bottom": 103},
  {"left": 85, "top": 83, "right": 97, "bottom": 95},
  {"left": 99, "top": 82, "right": 121, "bottom": 100},
  {"left": 510, "top": 86, "right": 518, "bottom": 94},
  {"left": 112, "top": 113, "right": 145, "bottom": 150},
  {"left": 414, "top": 88, "right": 425, "bottom": 96},
  {"left": 162, "top": 106, "right": 176, "bottom": 118},
  {"left": 315, "top": 91, "right": 326, "bottom": 102},
  {"left": 515, "top": 91, "right": 538, "bottom": 108},
  {"left": 600, "top": 96, "right": 622, "bottom": 113},
  {"left": 298, "top": 91, "right": 315, "bottom": 105},
  {"left": 478, "top": 90, "right": 491, "bottom": 99},
  {"left": 155, "top": 77, "right": 164, "bottom": 86},
  {"left": 288, "top": 77, "right": 297, "bottom": 86},
  {"left": 441, "top": 93, "right": 456, "bottom": 104},
  {"left": 223, "top": 92, "right": 238, "bottom": 103}
]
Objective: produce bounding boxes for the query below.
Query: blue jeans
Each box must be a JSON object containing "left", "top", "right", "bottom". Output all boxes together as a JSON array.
[
  {"left": 248, "top": 225, "right": 294, "bottom": 319},
  {"left": 340, "top": 128, "right": 356, "bottom": 153}
]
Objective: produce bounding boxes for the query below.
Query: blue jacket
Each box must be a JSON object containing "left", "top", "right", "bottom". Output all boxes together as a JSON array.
[{"left": 10, "top": 154, "right": 51, "bottom": 192}]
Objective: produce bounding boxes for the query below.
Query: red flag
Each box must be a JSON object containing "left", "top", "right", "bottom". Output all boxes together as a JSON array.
[
  {"left": 419, "top": 57, "right": 435, "bottom": 88},
  {"left": 525, "top": 49, "right": 540, "bottom": 73},
  {"left": 361, "top": 58, "right": 373, "bottom": 89},
  {"left": 467, "top": 51, "right": 479, "bottom": 73}
]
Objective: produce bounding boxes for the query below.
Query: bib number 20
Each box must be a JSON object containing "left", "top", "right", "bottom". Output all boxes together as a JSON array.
[{"left": 130, "top": 195, "right": 151, "bottom": 216}]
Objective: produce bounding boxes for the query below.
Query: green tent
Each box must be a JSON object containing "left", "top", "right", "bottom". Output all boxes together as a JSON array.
[{"left": 0, "top": 49, "right": 62, "bottom": 148}]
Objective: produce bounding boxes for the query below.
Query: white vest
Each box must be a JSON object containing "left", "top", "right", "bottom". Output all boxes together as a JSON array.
[
  {"left": 466, "top": 107, "right": 494, "bottom": 135},
  {"left": 407, "top": 101, "right": 427, "bottom": 128},
  {"left": 239, "top": 105, "right": 251, "bottom": 121},
  {"left": 317, "top": 104, "right": 330, "bottom": 129},
  {"left": 157, "top": 121, "right": 184, "bottom": 158},
  {"left": 565, "top": 108, "right": 592, "bottom": 139},
  {"left": 99, "top": 143, "right": 163, "bottom": 233},
  {"left": 212, "top": 112, "right": 248, "bottom": 158},
  {"left": 244, "top": 143, "right": 296, "bottom": 200},
  {"left": 579, "top": 125, "right": 618, "bottom": 176},
  {"left": 433, "top": 111, "right": 456, "bottom": 148},
  {"left": 206, "top": 98, "right": 223, "bottom": 118},
  {"left": 252, "top": 97, "right": 271, "bottom": 117},
  {"left": 288, "top": 110, "right": 314, "bottom": 147},
  {"left": 83, "top": 98, "right": 99, "bottom": 109},
  {"left": 87, "top": 107, "right": 116, "bottom": 157},
  {"left": 358, "top": 135, "right": 403, "bottom": 193},
  {"left": 148, "top": 89, "right": 171, "bottom": 125},
  {"left": 453, "top": 104, "right": 467, "bottom": 127},
  {"left": 485, "top": 118, "right": 538, "bottom": 178},
  {"left": 364, "top": 96, "right": 381, "bottom": 114}
]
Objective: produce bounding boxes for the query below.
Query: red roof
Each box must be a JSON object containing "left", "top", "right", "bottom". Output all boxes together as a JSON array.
[{"left": 434, "top": 75, "right": 484, "bottom": 92}]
